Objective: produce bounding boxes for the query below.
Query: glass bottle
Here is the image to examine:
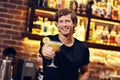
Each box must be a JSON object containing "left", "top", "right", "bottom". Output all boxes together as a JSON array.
[
  {"left": 79, "top": 21, "right": 86, "bottom": 41},
  {"left": 69, "top": 0, "right": 78, "bottom": 12},
  {"left": 47, "top": 0, "right": 54, "bottom": 8},
  {"left": 102, "top": 27, "right": 109, "bottom": 44},
  {"left": 32, "top": 16, "right": 43, "bottom": 34},
  {"left": 116, "top": 31, "right": 120, "bottom": 44},
  {"left": 95, "top": 26, "right": 103, "bottom": 43},
  {"left": 56, "top": 0, "right": 62, "bottom": 9},
  {"left": 106, "top": 1, "right": 112, "bottom": 19},
  {"left": 109, "top": 26, "right": 117, "bottom": 44},
  {"left": 89, "top": 22, "right": 96, "bottom": 41},
  {"left": 41, "top": 18, "right": 50, "bottom": 35},
  {"left": 38, "top": 0, "right": 47, "bottom": 7},
  {"left": 73, "top": 18, "right": 81, "bottom": 40}
]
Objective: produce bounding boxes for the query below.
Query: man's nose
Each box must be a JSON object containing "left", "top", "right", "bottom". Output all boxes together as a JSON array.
[{"left": 62, "top": 21, "right": 67, "bottom": 26}]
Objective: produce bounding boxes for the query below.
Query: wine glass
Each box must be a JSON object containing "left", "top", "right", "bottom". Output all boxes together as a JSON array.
[{"left": 42, "top": 37, "right": 63, "bottom": 68}]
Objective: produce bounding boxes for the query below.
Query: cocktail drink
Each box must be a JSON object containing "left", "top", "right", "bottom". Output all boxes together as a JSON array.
[
  {"left": 43, "top": 37, "right": 63, "bottom": 68},
  {"left": 49, "top": 41, "right": 63, "bottom": 52}
]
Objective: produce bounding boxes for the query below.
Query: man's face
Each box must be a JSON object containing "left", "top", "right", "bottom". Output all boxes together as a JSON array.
[{"left": 56, "top": 14, "right": 75, "bottom": 36}]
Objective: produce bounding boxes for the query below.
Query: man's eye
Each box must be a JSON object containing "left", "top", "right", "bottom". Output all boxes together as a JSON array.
[
  {"left": 58, "top": 21, "right": 63, "bottom": 23},
  {"left": 66, "top": 20, "right": 70, "bottom": 22}
]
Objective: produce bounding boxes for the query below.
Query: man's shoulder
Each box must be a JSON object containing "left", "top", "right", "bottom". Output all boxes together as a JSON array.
[{"left": 74, "top": 38, "right": 88, "bottom": 48}]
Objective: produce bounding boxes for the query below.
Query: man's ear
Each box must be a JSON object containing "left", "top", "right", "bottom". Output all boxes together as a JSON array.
[
  {"left": 55, "top": 23, "right": 57, "bottom": 26},
  {"left": 74, "top": 23, "right": 77, "bottom": 27},
  {"left": 55, "top": 23, "right": 58, "bottom": 28}
]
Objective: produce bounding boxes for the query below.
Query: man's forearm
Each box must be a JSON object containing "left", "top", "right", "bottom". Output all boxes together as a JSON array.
[{"left": 78, "top": 71, "right": 90, "bottom": 80}]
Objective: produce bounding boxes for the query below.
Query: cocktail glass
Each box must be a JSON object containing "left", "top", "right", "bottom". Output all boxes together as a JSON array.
[{"left": 47, "top": 41, "right": 63, "bottom": 68}]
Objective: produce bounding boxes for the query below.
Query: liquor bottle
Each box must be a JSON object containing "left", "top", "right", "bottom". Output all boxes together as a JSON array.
[
  {"left": 102, "top": 27, "right": 109, "bottom": 43},
  {"left": 79, "top": 21, "right": 86, "bottom": 41},
  {"left": 32, "top": 16, "right": 43, "bottom": 34},
  {"left": 111, "top": 8, "right": 118, "bottom": 20},
  {"left": 89, "top": 22, "right": 96, "bottom": 41},
  {"left": 38, "top": 0, "right": 47, "bottom": 7},
  {"left": 69, "top": 0, "right": 78, "bottom": 12},
  {"left": 47, "top": 0, "right": 56, "bottom": 8},
  {"left": 95, "top": 26, "right": 103, "bottom": 43},
  {"left": 64, "top": 0, "right": 70, "bottom": 8},
  {"left": 118, "top": 5, "right": 120, "bottom": 20},
  {"left": 56, "top": 0, "right": 62, "bottom": 9},
  {"left": 73, "top": 18, "right": 80, "bottom": 40},
  {"left": 116, "top": 31, "right": 120, "bottom": 44},
  {"left": 106, "top": 1, "right": 112, "bottom": 19},
  {"left": 51, "top": 21, "right": 59, "bottom": 35},
  {"left": 41, "top": 18, "right": 50, "bottom": 35},
  {"left": 117, "top": 0, "right": 120, "bottom": 20},
  {"left": 109, "top": 27, "right": 117, "bottom": 44},
  {"left": 82, "top": 0, "right": 88, "bottom": 14},
  {"left": 92, "top": 0, "right": 97, "bottom": 16}
]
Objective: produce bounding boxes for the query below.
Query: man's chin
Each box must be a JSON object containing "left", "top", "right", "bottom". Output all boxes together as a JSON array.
[{"left": 62, "top": 33, "right": 69, "bottom": 37}]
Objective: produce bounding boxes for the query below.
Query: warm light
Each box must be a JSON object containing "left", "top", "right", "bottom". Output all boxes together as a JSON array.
[
  {"left": 35, "top": 9, "right": 55, "bottom": 15},
  {"left": 91, "top": 19, "right": 119, "bottom": 25},
  {"left": 23, "top": 37, "right": 40, "bottom": 45}
]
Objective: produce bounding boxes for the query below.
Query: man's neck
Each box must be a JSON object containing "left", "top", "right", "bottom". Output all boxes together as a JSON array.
[{"left": 58, "top": 34, "right": 74, "bottom": 47}]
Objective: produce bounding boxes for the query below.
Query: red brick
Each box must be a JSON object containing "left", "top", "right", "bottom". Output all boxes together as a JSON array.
[
  {"left": 14, "top": 45, "right": 25, "bottom": 52},
  {"left": 0, "top": 18, "right": 7, "bottom": 23},
  {"left": 21, "top": 21, "right": 26, "bottom": 26},
  {"left": 0, "top": 23, "right": 12, "bottom": 28},
  {"left": 9, "top": 0, "right": 23, "bottom": 5},
  {"left": 0, "top": 2, "right": 1, "bottom": 6},
  {"left": 13, "top": 26, "right": 25, "bottom": 31},
  {"left": 0, "top": 43, "right": 8, "bottom": 49},
  {"left": 0, "top": 0, "right": 8, "bottom": 2},
  {"left": 0, "top": 34, "right": 11, "bottom": 39},
  {"left": 0, "top": 13, "right": 14, "bottom": 18},
  {"left": 9, "top": 9, "right": 22, "bottom": 15},
  {"left": 15, "top": 15, "right": 26, "bottom": 21},
  {"left": 0, "top": 28, "right": 4, "bottom": 33},
  {"left": 5, "top": 30, "right": 20, "bottom": 35},
  {"left": 2, "top": 3, "right": 17, "bottom": 8},
  {"left": 17, "top": 5, "right": 28, "bottom": 11},
  {"left": 7, "top": 19, "right": 21, "bottom": 25},
  {"left": 0, "top": 39, "right": 2, "bottom": 43},
  {"left": 0, "top": 8, "right": 8, "bottom": 12},
  {"left": 3, "top": 40, "right": 17, "bottom": 45},
  {"left": 12, "top": 35, "right": 23, "bottom": 40},
  {"left": 23, "top": 0, "right": 29, "bottom": 5},
  {"left": 22, "top": 11, "right": 27, "bottom": 16},
  {"left": 0, "top": 51, "right": 2, "bottom": 56}
]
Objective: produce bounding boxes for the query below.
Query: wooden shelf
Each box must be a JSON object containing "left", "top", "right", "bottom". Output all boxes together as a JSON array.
[
  {"left": 85, "top": 42, "right": 120, "bottom": 51},
  {"left": 23, "top": 33, "right": 120, "bottom": 51},
  {"left": 91, "top": 15, "right": 120, "bottom": 23},
  {"left": 23, "top": 32, "right": 45, "bottom": 40},
  {"left": 31, "top": 7, "right": 120, "bottom": 23}
]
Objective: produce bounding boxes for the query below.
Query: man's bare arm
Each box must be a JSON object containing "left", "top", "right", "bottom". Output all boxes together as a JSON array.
[{"left": 78, "top": 64, "right": 90, "bottom": 80}]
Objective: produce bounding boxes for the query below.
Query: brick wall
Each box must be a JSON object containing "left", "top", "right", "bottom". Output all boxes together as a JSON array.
[{"left": 0, "top": 0, "right": 40, "bottom": 59}]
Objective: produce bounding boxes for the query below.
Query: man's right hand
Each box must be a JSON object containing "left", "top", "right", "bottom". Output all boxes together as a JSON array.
[{"left": 42, "top": 44, "right": 56, "bottom": 59}]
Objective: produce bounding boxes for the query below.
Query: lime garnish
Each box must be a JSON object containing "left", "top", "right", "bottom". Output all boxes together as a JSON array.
[{"left": 42, "top": 37, "right": 50, "bottom": 44}]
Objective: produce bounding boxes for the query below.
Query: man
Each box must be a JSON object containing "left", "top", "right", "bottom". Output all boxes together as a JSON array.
[{"left": 40, "top": 8, "right": 90, "bottom": 80}]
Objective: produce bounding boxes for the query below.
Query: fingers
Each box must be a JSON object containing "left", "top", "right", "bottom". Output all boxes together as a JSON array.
[{"left": 42, "top": 44, "right": 56, "bottom": 59}]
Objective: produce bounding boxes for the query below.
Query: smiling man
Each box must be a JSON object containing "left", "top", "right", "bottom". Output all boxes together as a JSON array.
[{"left": 40, "top": 8, "right": 90, "bottom": 80}]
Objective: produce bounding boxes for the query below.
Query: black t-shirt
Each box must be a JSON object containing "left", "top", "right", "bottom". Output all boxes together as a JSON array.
[{"left": 40, "top": 34, "right": 90, "bottom": 80}]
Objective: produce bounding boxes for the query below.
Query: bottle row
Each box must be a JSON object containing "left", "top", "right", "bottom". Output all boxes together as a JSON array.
[
  {"left": 32, "top": 16, "right": 120, "bottom": 45},
  {"left": 89, "top": 22, "right": 120, "bottom": 45},
  {"left": 32, "top": 17, "right": 59, "bottom": 36},
  {"left": 37, "top": 0, "right": 120, "bottom": 20}
]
